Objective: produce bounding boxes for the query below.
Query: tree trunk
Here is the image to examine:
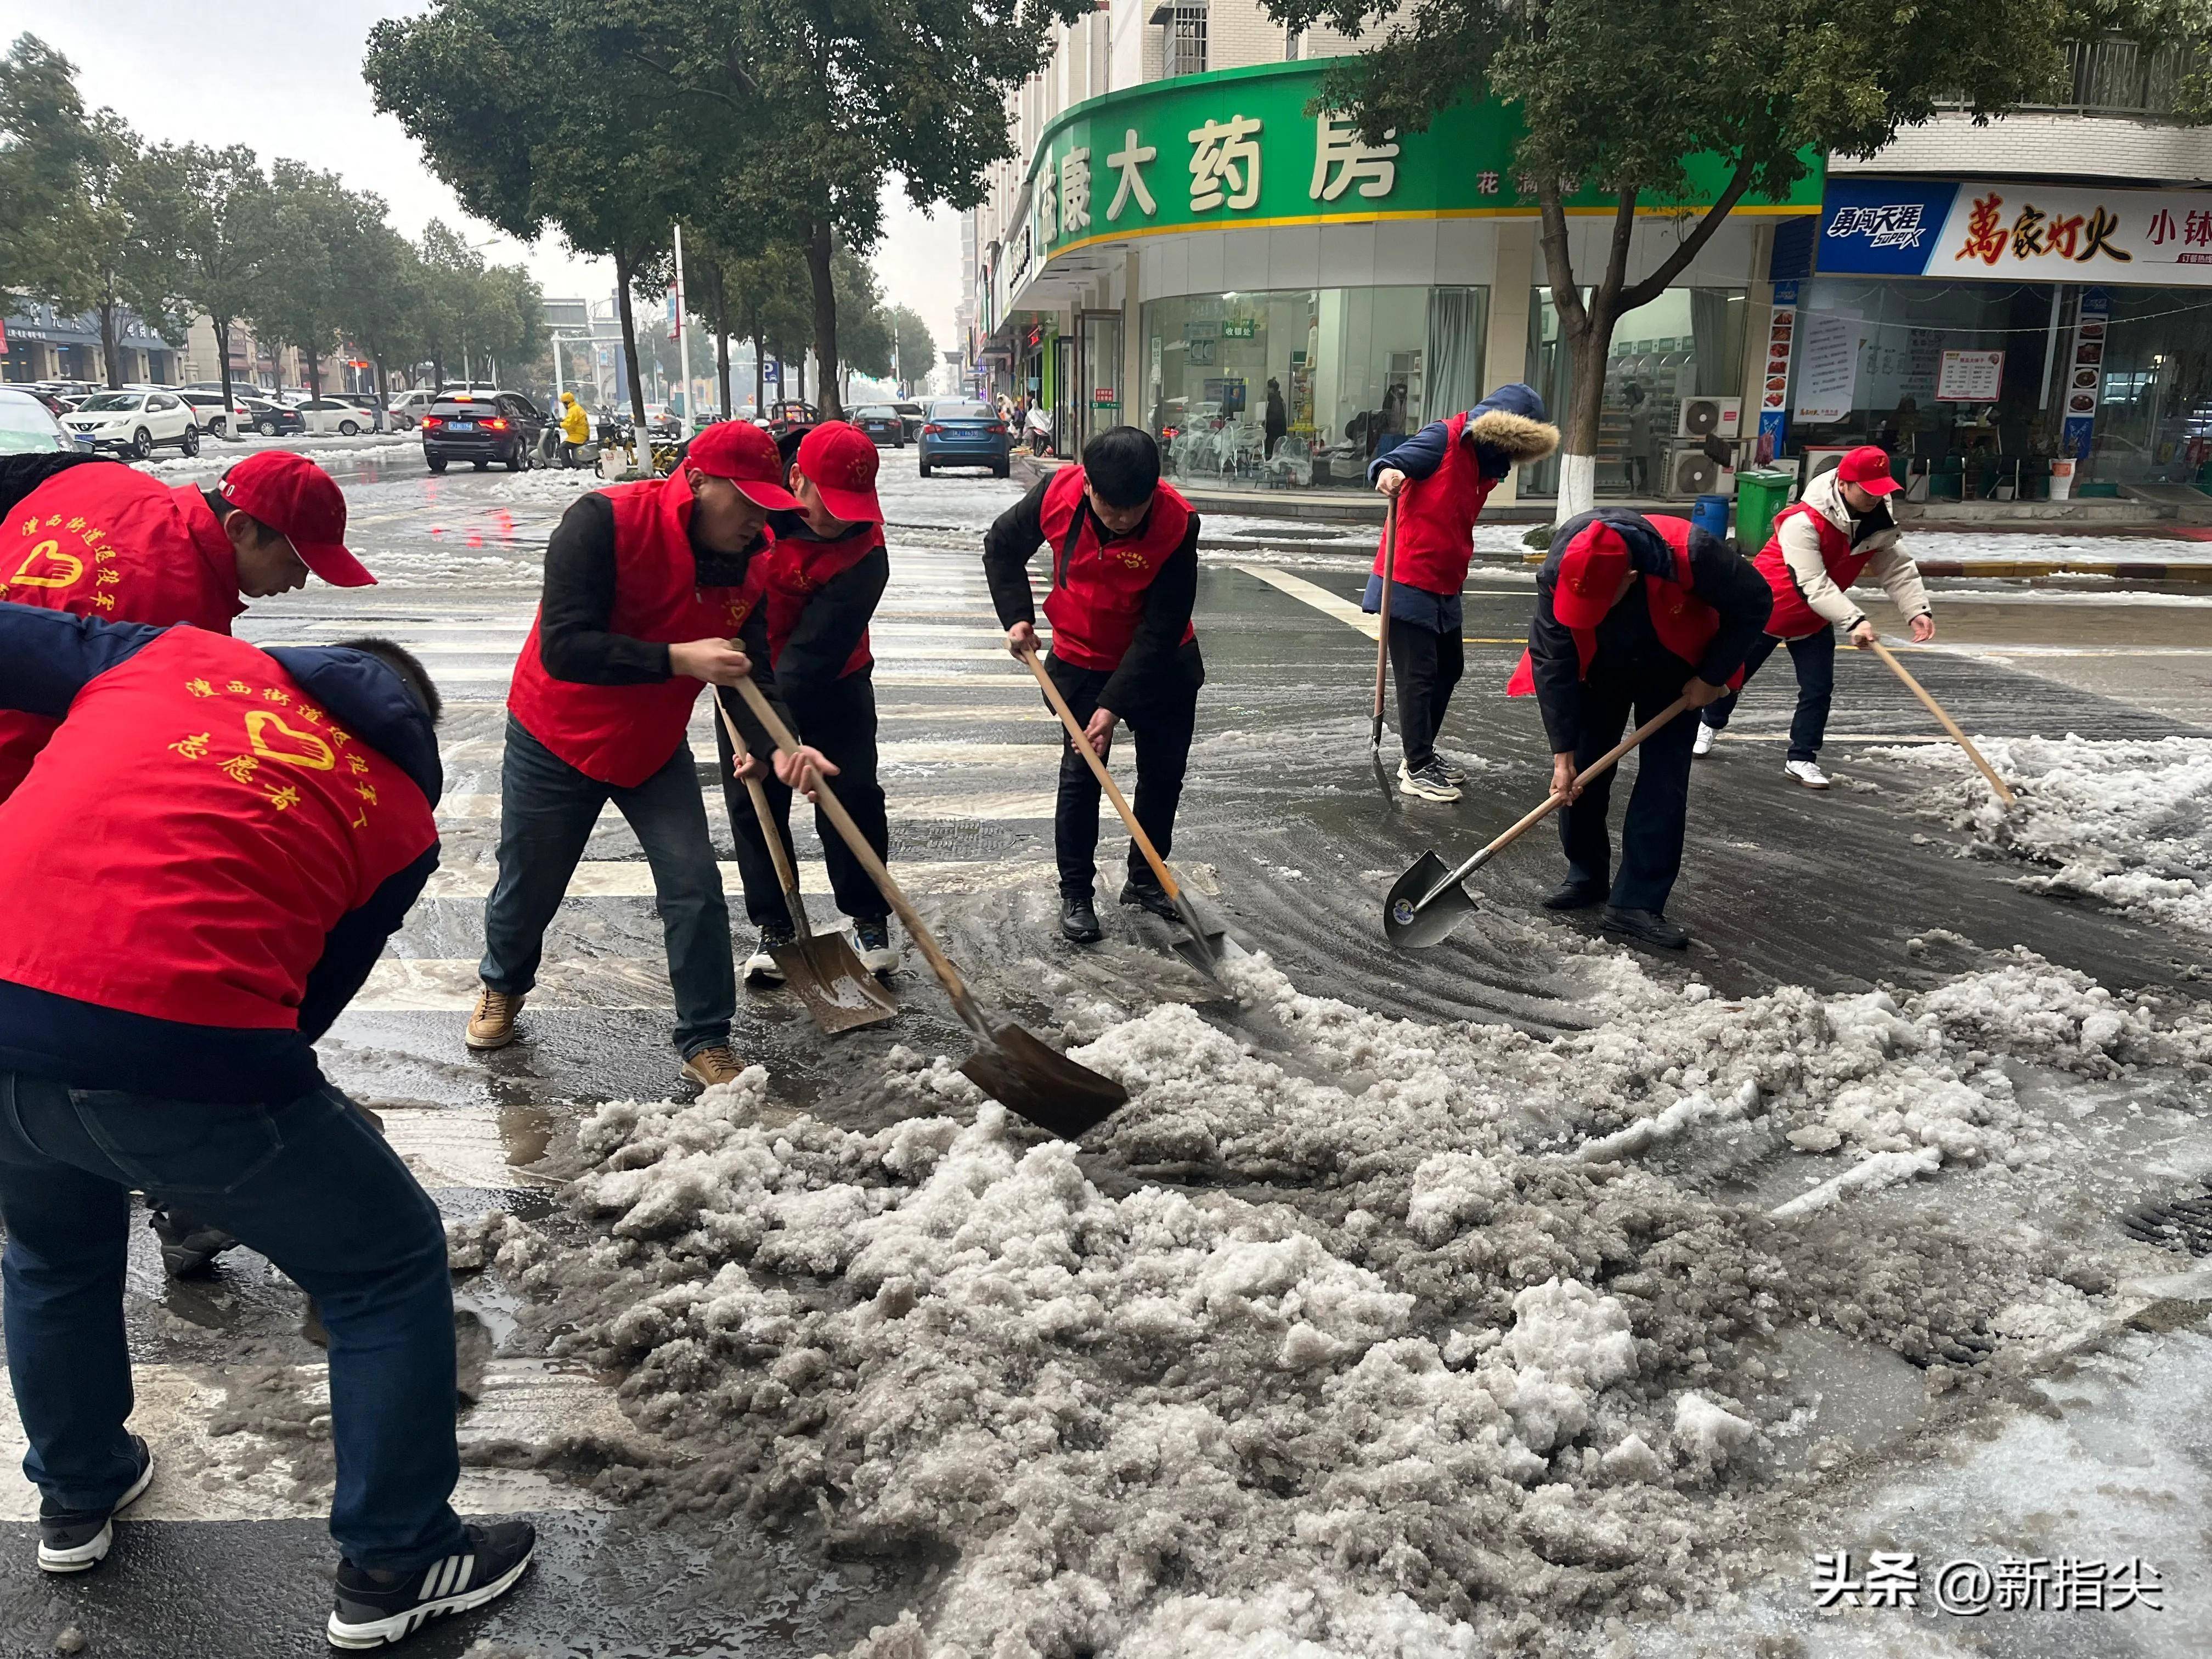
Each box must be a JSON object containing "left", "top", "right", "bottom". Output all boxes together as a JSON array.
[
  {"left": 432, "top": 353, "right": 445, "bottom": 392},
  {"left": 215, "top": 316, "right": 235, "bottom": 411},
  {"left": 371, "top": 356, "right": 388, "bottom": 433},
  {"left": 98, "top": 302, "right": 123, "bottom": 389},
  {"left": 752, "top": 329, "right": 765, "bottom": 413},
  {"left": 613, "top": 247, "right": 648, "bottom": 425},
  {"left": 795, "top": 352, "right": 807, "bottom": 404},
  {"left": 804, "top": 221, "right": 841, "bottom": 420}
]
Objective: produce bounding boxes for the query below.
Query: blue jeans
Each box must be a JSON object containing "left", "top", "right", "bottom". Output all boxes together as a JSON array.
[
  {"left": 1700, "top": 628, "right": 1837, "bottom": 762},
  {"left": 479, "top": 717, "right": 733, "bottom": 1056},
  {"left": 0, "top": 1073, "right": 467, "bottom": 1572}
]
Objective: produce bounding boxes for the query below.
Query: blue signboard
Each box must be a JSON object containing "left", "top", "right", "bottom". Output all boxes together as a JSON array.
[{"left": 1815, "top": 179, "right": 1961, "bottom": 276}]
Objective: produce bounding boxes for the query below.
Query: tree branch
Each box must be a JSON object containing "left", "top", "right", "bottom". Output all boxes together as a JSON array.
[
  {"left": 1534, "top": 177, "right": 1585, "bottom": 337},
  {"left": 1617, "top": 161, "right": 1758, "bottom": 313}
]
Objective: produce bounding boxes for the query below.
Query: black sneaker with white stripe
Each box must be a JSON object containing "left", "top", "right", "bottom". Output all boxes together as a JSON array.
[
  {"left": 37, "top": 1435, "right": 153, "bottom": 1572},
  {"left": 326, "top": 1520, "right": 536, "bottom": 1649}
]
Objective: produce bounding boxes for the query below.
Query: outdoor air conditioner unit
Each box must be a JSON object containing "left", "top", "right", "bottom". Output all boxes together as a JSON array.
[
  {"left": 1802, "top": 445, "right": 1855, "bottom": 482},
  {"left": 1675, "top": 396, "right": 1741, "bottom": 440},
  {"left": 1666, "top": 443, "right": 1734, "bottom": 499}
]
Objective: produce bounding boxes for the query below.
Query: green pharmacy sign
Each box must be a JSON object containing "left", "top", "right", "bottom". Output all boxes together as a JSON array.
[{"left": 1023, "top": 60, "right": 1821, "bottom": 264}]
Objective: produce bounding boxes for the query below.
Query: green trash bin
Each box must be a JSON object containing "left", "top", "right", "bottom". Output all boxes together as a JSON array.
[{"left": 1734, "top": 469, "right": 1795, "bottom": 553}]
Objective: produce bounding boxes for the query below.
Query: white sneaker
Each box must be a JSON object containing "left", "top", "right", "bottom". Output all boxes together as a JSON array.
[
  {"left": 1785, "top": 759, "right": 1831, "bottom": 789},
  {"left": 1398, "top": 759, "right": 1462, "bottom": 802},
  {"left": 1692, "top": 723, "right": 1717, "bottom": 758}
]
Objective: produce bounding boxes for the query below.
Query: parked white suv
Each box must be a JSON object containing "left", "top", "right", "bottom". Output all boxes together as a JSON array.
[
  {"left": 387, "top": 388, "right": 439, "bottom": 430},
  {"left": 172, "top": 389, "right": 251, "bottom": 438},
  {"left": 63, "top": 390, "right": 199, "bottom": 458}
]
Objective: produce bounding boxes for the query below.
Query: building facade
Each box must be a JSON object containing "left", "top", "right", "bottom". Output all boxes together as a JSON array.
[
  {"left": 2, "top": 304, "right": 182, "bottom": 387},
  {"left": 1788, "top": 40, "right": 2212, "bottom": 496}
]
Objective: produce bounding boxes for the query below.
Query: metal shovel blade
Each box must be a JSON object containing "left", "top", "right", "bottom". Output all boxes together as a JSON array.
[
  {"left": 1167, "top": 890, "right": 1232, "bottom": 986},
  {"left": 1384, "top": 851, "right": 1480, "bottom": 947},
  {"left": 772, "top": 934, "right": 899, "bottom": 1034},
  {"left": 958, "top": 1023, "right": 1129, "bottom": 1140}
]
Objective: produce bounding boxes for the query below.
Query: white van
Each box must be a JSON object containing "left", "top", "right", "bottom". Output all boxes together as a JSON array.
[{"left": 387, "top": 388, "right": 439, "bottom": 430}]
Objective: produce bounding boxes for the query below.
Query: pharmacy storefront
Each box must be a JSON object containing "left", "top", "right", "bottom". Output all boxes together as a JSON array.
[
  {"left": 990, "top": 59, "right": 1820, "bottom": 498},
  {"left": 1780, "top": 176, "right": 2212, "bottom": 495}
]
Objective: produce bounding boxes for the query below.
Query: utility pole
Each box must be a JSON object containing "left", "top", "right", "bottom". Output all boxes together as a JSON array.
[{"left": 672, "top": 223, "right": 693, "bottom": 435}]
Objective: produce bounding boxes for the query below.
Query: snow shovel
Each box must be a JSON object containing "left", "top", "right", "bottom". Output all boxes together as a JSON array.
[
  {"left": 1385, "top": 695, "right": 1691, "bottom": 947},
  {"left": 1866, "top": 639, "right": 2016, "bottom": 808},
  {"left": 710, "top": 692, "right": 898, "bottom": 1035},
  {"left": 1370, "top": 495, "right": 1399, "bottom": 749},
  {"left": 1018, "top": 645, "right": 1227, "bottom": 987},
  {"left": 726, "top": 675, "right": 1129, "bottom": 1138}
]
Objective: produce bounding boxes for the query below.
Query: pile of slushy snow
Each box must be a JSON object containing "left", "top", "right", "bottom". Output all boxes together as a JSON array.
[
  {"left": 1865, "top": 733, "right": 2212, "bottom": 938},
  {"left": 460, "top": 944, "right": 2211, "bottom": 1657}
]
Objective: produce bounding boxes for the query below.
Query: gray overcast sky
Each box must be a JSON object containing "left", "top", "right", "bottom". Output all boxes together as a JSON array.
[{"left": 2, "top": 1, "right": 962, "bottom": 349}]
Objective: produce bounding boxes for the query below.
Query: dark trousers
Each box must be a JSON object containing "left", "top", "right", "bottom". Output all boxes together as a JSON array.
[
  {"left": 1557, "top": 672, "right": 1700, "bottom": 913},
  {"left": 1701, "top": 627, "right": 1836, "bottom": 762},
  {"left": 479, "top": 716, "right": 733, "bottom": 1056},
  {"left": 0, "top": 1073, "right": 466, "bottom": 1572},
  {"left": 1390, "top": 618, "right": 1464, "bottom": 772},
  {"left": 715, "top": 673, "right": 890, "bottom": 930},
  {"left": 1045, "top": 652, "right": 1197, "bottom": 898}
]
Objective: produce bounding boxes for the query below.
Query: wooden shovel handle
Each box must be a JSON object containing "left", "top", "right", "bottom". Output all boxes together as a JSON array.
[
  {"left": 1019, "top": 647, "right": 1180, "bottom": 902},
  {"left": 1372, "top": 495, "right": 1397, "bottom": 737},
  {"left": 709, "top": 690, "right": 815, "bottom": 942},
  {"left": 1868, "top": 640, "right": 2016, "bottom": 807},
  {"left": 725, "top": 675, "right": 987, "bottom": 1031}
]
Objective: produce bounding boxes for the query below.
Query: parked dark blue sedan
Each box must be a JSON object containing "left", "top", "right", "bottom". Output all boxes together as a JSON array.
[{"left": 917, "top": 399, "right": 1010, "bottom": 478}]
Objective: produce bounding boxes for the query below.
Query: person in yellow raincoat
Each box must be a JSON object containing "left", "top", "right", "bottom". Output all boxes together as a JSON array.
[{"left": 558, "top": 392, "right": 591, "bottom": 467}]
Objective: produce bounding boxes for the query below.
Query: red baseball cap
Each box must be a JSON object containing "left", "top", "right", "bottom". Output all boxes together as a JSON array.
[
  {"left": 795, "top": 421, "right": 883, "bottom": 526},
  {"left": 1553, "top": 521, "right": 1630, "bottom": 628},
  {"left": 683, "top": 420, "right": 799, "bottom": 509},
  {"left": 1837, "top": 445, "right": 1901, "bottom": 495},
  {"left": 219, "top": 452, "right": 374, "bottom": 588}
]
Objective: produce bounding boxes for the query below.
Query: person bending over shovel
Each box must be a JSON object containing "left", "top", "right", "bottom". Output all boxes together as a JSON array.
[
  {"left": 720, "top": 421, "right": 899, "bottom": 983},
  {"left": 1694, "top": 444, "right": 1934, "bottom": 789},
  {"left": 1511, "top": 510, "right": 1771, "bottom": 951},
  {"left": 984, "top": 426, "right": 1202, "bottom": 945},
  {"left": 1368, "top": 383, "right": 1559, "bottom": 801}
]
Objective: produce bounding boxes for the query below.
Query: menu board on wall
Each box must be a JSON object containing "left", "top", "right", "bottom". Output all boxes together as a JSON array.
[
  {"left": 2060, "top": 289, "right": 2109, "bottom": 460},
  {"left": 1793, "top": 308, "right": 1864, "bottom": 424},
  {"left": 1935, "top": 349, "right": 2005, "bottom": 402}
]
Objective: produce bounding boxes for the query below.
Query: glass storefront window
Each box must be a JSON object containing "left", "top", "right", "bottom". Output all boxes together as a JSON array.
[
  {"left": 2092, "top": 286, "right": 2212, "bottom": 488},
  {"left": 1522, "top": 286, "right": 1750, "bottom": 498},
  {"left": 1139, "top": 285, "right": 1487, "bottom": 489}
]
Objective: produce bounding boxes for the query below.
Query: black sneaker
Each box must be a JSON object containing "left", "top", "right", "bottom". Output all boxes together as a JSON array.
[
  {"left": 327, "top": 1520, "right": 537, "bottom": 1650},
  {"left": 743, "top": 923, "right": 795, "bottom": 985},
  {"left": 1118, "top": 875, "right": 1178, "bottom": 921},
  {"left": 38, "top": 1436, "right": 152, "bottom": 1573},
  {"left": 852, "top": 917, "right": 899, "bottom": 975},
  {"left": 149, "top": 1205, "right": 238, "bottom": 1277},
  {"left": 1541, "top": 881, "right": 1607, "bottom": 912},
  {"left": 1060, "top": 893, "right": 1103, "bottom": 944},
  {"left": 1602, "top": 906, "right": 1690, "bottom": 950}
]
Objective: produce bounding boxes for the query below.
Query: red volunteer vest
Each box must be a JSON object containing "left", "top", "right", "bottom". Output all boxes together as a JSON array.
[
  {"left": 507, "top": 471, "right": 755, "bottom": 788},
  {"left": 1507, "top": 517, "right": 1741, "bottom": 695},
  {"left": 1755, "top": 501, "right": 1866, "bottom": 640},
  {"left": 1371, "top": 413, "right": 1498, "bottom": 597},
  {"left": 0, "top": 629, "right": 435, "bottom": 1030},
  {"left": 1038, "top": 466, "right": 1197, "bottom": 672},
  {"left": 1, "top": 468, "right": 243, "bottom": 799},
  {"left": 755, "top": 522, "right": 878, "bottom": 678}
]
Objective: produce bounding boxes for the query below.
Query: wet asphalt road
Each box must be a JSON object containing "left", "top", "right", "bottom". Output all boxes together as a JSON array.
[{"left": 0, "top": 436, "right": 2207, "bottom": 1657}]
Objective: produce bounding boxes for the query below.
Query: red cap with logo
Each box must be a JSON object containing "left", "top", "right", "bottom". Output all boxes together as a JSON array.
[
  {"left": 684, "top": 420, "right": 800, "bottom": 509},
  {"left": 795, "top": 421, "right": 883, "bottom": 526},
  {"left": 219, "top": 452, "right": 374, "bottom": 588},
  {"left": 1553, "top": 521, "right": 1630, "bottom": 628},
  {"left": 1837, "top": 445, "right": 1901, "bottom": 496}
]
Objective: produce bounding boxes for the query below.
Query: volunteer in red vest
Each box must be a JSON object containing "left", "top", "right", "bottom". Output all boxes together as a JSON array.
[
  {"left": 720, "top": 420, "right": 898, "bottom": 982},
  {"left": 1513, "top": 509, "right": 1772, "bottom": 950},
  {"left": 983, "top": 426, "right": 1201, "bottom": 945},
  {"left": 1695, "top": 445, "right": 1934, "bottom": 788},
  {"left": 470, "top": 420, "right": 828, "bottom": 1086},
  {"left": 1367, "top": 382, "right": 1559, "bottom": 802},
  {"left": 0, "top": 604, "right": 539, "bottom": 1645},
  {"left": 0, "top": 449, "right": 374, "bottom": 798}
]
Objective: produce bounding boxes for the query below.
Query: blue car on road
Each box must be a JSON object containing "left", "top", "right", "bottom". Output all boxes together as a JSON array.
[{"left": 917, "top": 399, "right": 1011, "bottom": 478}]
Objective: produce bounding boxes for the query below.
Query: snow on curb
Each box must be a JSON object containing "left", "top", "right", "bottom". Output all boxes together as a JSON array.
[
  {"left": 456, "top": 945, "right": 2212, "bottom": 1655},
  {"left": 1865, "top": 732, "right": 2212, "bottom": 939}
]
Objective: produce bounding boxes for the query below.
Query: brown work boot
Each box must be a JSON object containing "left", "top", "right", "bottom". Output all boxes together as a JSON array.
[
  {"left": 465, "top": 986, "right": 524, "bottom": 1051},
  {"left": 679, "top": 1044, "right": 744, "bottom": 1088}
]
